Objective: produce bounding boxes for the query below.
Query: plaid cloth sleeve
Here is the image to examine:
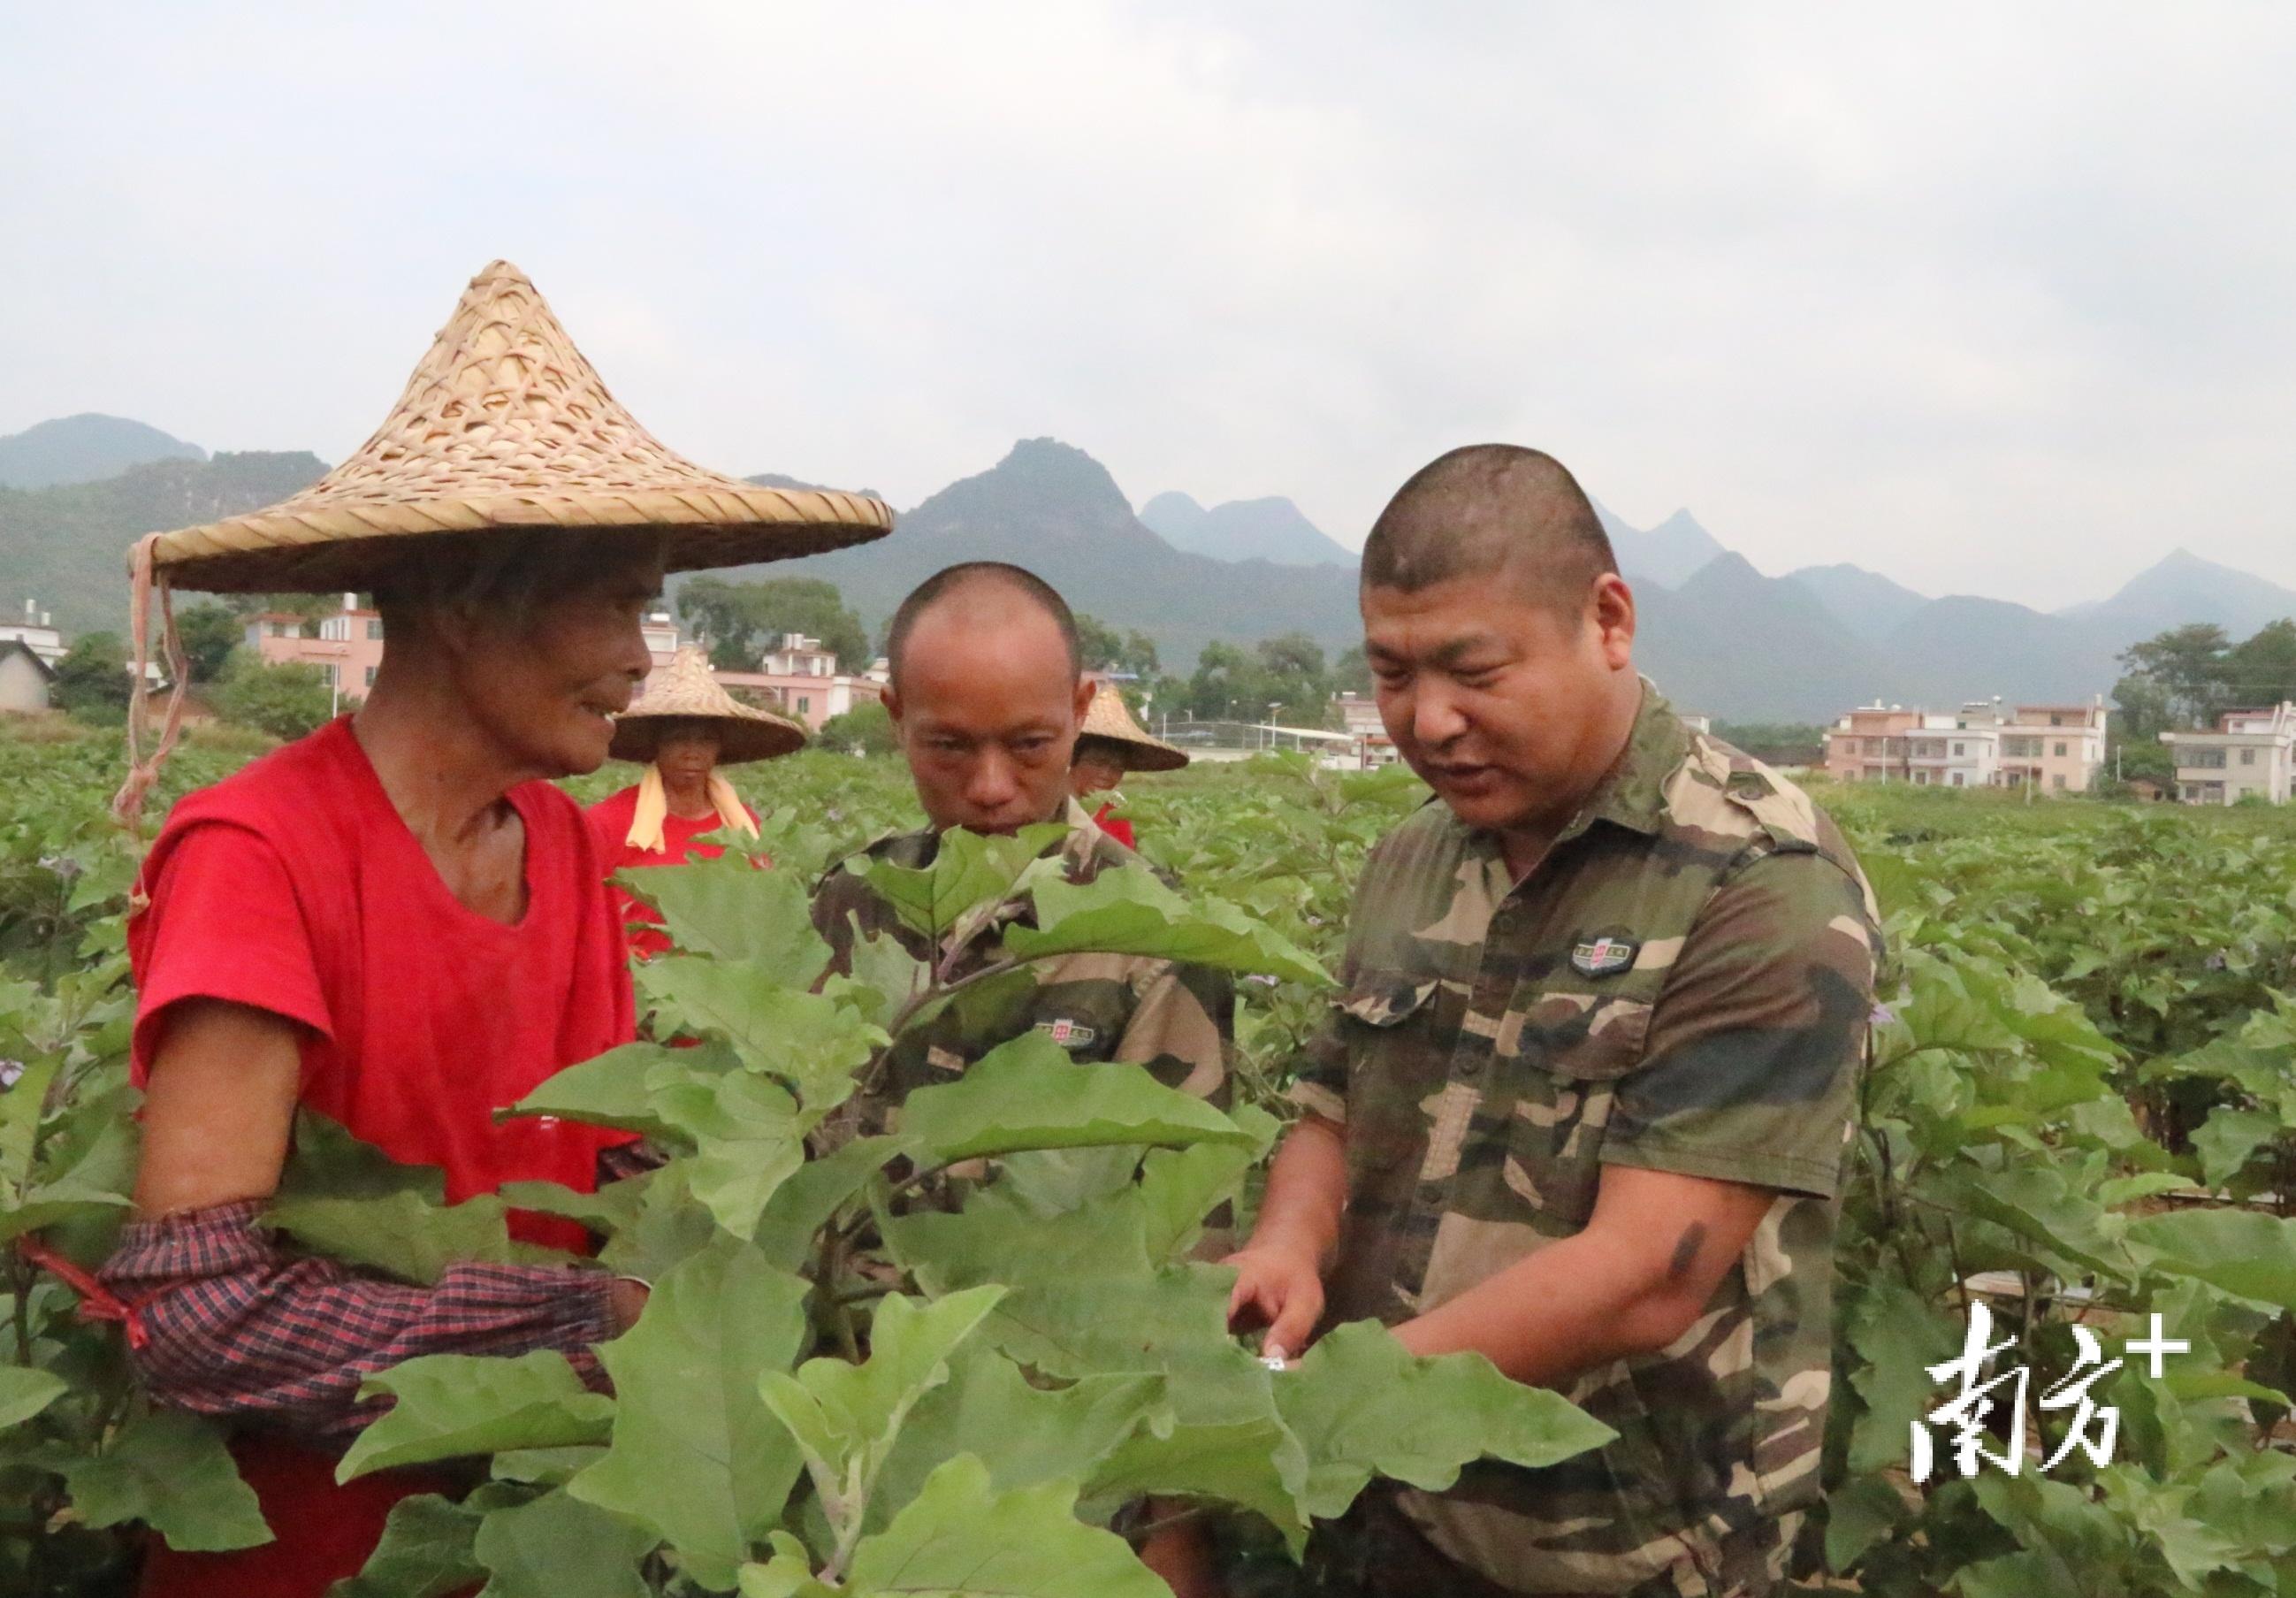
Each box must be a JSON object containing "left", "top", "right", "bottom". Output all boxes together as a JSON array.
[{"left": 98, "top": 1199, "right": 616, "bottom": 1441}]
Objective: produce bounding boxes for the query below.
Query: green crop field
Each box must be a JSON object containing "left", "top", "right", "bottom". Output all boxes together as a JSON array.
[{"left": 6, "top": 720, "right": 2296, "bottom": 1596}]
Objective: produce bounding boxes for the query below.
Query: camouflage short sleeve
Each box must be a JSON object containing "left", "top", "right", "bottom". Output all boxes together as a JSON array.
[{"left": 1601, "top": 851, "right": 1876, "bottom": 1200}]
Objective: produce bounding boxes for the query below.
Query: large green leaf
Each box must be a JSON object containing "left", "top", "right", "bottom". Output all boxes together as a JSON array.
[
  {"left": 1081, "top": 1417, "right": 1311, "bottom": 1549},
  {"left": 39, "top": 1408, "right": 271, "bottom": 1553},
  {"left": 1273, "top": 1322, "right": 1614, "bottom": 1519},
  {"left": 883, "top": 1185, "right": 1150, "bottom": 1296},
  {"left": 652, "top": 1071, "right": 816, "bottom": 1239},
  {"left": 0, "top": 1178, "right": 129, "bottom": 1244},
  {"left": 0, "top": 1053, "right": 62, "bottom": 1197},
  {"left": 981, "top": 1264, "right": 1274, "bottom": 1426},
  {"left": 0, "top": 1366, "right": 67, "bottom": 1432},
  {"left": 281, "top": 1107, "right": 446, "bottom": 1202},
  {"left": 1005, "top": 865, "right": 1331, "bottom": 986},
  {"left": 812, "top": 1454, "right": 1166, "bottom": 1598},
  {"left": 898, "top": 1032, "right": 1255, "bottom": 1164},
  {"left": 865, "top": 1340, "right": 1165, "bottom": 1533},
  {"left": 2129, "top": 1209, "right": 2296, "bottom": 1312},
  {"left": 859, "top": 825, "right": 1069, "bottom": 944},
  {"left": 500, "top": 1044, "right": 696, "bottom": 1139},
  {"left": 751, "top": 1135, "right": 903, "bottom": 1273},
  {"left": 339, "top": 1351, "right": 614, "bottom": 1481},
  {"left": 641, "top": 967, "right": 883, "bottom": 1110},
  {"left": 472, "top": 1487, "right": 653, "bottom": 1598},
  {"left": 621, "top": 860, "right": 831, "bottom": 984},
  {"left": 264, "top": 1189, "right": 567, "bottom": 1286},
  {"left": 758, "top": 1288, "right": 1006, "bottom": 1485},
  {"left": 568, "top": 1235, "right": 814, "bottom": 1591},
  {"left": 327, "top": 1490, "right": 492, "bottom": 1598}
]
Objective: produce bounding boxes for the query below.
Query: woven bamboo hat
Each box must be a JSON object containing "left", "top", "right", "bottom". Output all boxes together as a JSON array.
[
  {"left": 138, "top": 261, "right": 893, "bottom": 593},
  {"left": 1077, "top": 681, "right": 1187, "bottom": 773},
  {"left": 609, "top": 646, "right": 806, "bottom": 766}
]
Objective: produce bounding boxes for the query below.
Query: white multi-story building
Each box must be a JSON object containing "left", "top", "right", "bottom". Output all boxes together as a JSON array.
[
  {"left": 0, "top": 599, "right": 65, "bottom": 666},
  {"left": 2162, "top": 704, "right": 2296, "bottom": 805}
]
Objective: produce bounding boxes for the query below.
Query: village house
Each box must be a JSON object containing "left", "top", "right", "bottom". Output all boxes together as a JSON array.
[
  {"left": 250, "top": 593, "right": 387, "bottom": 703},
  {"left": 713, "top": 631, "right": 884, "bottom": 733},
  {"left": 0, "top": 600, "right": 66, "bottom": 667},
  {"left": 2162, "top": 704, "right": 2296, "bottom": 805},
  {"left": 1826, "top": 696, "right": 2107, "bottom": 791},
  {"left": 0, "top": 638, "right": 56, "bottom": 713}
]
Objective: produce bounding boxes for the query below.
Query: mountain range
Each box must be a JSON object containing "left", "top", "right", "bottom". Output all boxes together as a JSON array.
[
  {"left": 1136, "top": 492, "right": 1354, "bottom": 567},
  {"left": 4, "top": 411, "right": 2293, "bottom": 720},
  {"left": 0, "top": 414, "right": 205, "bottom": 491}
]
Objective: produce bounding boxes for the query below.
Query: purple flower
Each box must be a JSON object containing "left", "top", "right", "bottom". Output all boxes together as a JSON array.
[
  {"left": 2205, "top": 952, "right": 2228, "bottom": 972},
  {"left": 0, "top": 1059, "right": 26, "bottom": 1091},
  {"left": 1870, "top": 1002, "right": 1899, "bottom": 1028}
]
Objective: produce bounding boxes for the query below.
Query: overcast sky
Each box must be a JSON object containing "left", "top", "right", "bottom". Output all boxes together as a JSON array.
[{"left": 5, "top": 3, "right": 2292, "bottom": 607}]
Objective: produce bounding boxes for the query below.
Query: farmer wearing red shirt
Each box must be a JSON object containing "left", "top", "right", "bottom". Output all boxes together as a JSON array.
[
  {"left": 585, "top": 644, "right": 805, "bottom": 957},
  {"left": 1068, "top": 680, "right": 1188, "bottom": 851},
  {"left": 88, "top": 261, "right": 890, "bottom": 1598}
]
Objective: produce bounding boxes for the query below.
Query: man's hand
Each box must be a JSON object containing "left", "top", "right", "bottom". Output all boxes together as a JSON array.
[
  {"left": 1218, "top": 1113, "right": 1346, "bottom": 1359},
  {"left": 606, "top": 1277, "right": 651, "bottom": 1333},
  {"left": 1223, "top": 1237, "right": 1324, "bottom": 1361}
]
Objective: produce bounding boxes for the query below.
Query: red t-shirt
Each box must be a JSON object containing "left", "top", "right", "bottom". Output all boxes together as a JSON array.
[
  {"left": 1092, "top": 803, "right": 1136, "bottom": 852},
  {"left": 129, "top": 718, "right": 638, "bottom": 1229},
  {"left": 584, "top": 784, "right": 761, "bottom": 960}
]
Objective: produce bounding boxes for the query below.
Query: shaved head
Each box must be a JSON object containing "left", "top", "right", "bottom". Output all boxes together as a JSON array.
[
  {"left": 1360, "top": 445, "right": 1616, "bottom": 615},
  {"left": 884, "top": 562, "right": 1081, "bottom": 692}
]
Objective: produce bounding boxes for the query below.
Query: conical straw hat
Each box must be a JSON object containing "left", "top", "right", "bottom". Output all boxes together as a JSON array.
[
  {"left": 609, "top": 645, "right": 808, "bottom": 765},
  {"left": 1078, "top": 681, "right": 1187, "bottom": 773},
  {"left": 140, "top": 260, "right": 893, "bottom": 593}
]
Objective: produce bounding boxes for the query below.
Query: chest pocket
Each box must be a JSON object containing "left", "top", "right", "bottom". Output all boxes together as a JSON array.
[
  {"left": 1491, "top": 986, "right": 1652, "bottom": 1228},
  {"left": 1333, "top": 972, "right": 1446, "bottom": 1185}
]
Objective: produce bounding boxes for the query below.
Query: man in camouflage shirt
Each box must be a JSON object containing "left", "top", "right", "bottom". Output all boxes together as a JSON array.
[
  {"left": 1226, "top": 447, "right": 1880, "bottom": 1597},
  {"left": 811, "top": 560, "right": 1232, "bottom": 1122}
]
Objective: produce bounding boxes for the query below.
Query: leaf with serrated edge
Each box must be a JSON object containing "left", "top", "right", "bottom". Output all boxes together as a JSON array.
[
  {"left": 39, "top": 1409, "right": 271, "bottom": 1552},
  {"left": 758, "top": 1288, "right": 1005, "bottom": 1480},
  {"left": 327, "top": 1491, "right": 486, "bottom": 1598},
  {"left": 652, "top": 1071, "right": 815, "bottom": 1239},
  {"left": 620, "top": 860, "right": 831, "bottom": 983},
  {"left": 340, "top": 1351, "right": 614, "bottom": 1481},
  {"left": 860, "top": 825, "right": 1068, "bottom": 943},
  {"left": 1005, "top": 865, "right": 1331, "bottom": 986},
  {"left": 640, "top": 966, "right": 882, "bottom": 1110},
  {"left": 839, "top": 1455, "right": 1166, "bottom": 1598},
  {"left": 866, "top": 1340, "right": 1164, "bottom": 1533},
  {"left": 471, "top": 1487, "right": 653, "bottom": 1598},
  {"left": 1084, "top": 1416, "right": 1311, "bottom": 1550},
  {"left": 500, "top": 1044, "right": 693, "bottom": 1139},
  {"left": 899, "top": 1032, "right": 1254, "bottom": 1164},
  {"left": 1273, "top": 1322, "right": 1614, "bottom": 1519},
  {"left": 568, "top": 1235, "right": 812, "bottom": 1591}
]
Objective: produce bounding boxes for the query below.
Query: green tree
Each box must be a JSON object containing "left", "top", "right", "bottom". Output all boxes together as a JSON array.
[
  {"left": 1075, "top": 614, "right": 1125, "bottom": 674},
  {"left": 174, "top": 603, "right": 245, "bottom": 684},
  {"left": 1331, "top": 645, "right": 1373, "bottom": 697},
  {"left": 678, "top": 577, "right": 869, "bottom": 673},
  {"left": 213, "top": 648, "right": 334, "bottom": 740},
  {"left": 2221, "top": 617, "right": 2296, "bottom": 707},
  {"left": 50, "top": 631, "right": 133, "bottom": 718},
  {"left": 818, "top": 700, "right": 896, "bottom": 756},
  {"left": 2117, "top": 623, "right": 2231, "bottom": 731}
]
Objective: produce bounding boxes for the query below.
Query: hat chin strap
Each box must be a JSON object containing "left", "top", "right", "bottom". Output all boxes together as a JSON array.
[
  {"left": 112, "top": 533, "right": 193, "bottom": 851},
  {"left": 627, "top": 763, "right": 758, "bottom": 853}
]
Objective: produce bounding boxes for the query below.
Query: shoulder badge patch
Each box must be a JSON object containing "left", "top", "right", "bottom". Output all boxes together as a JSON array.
[
  {"left": 1569, "top": 932, "right": 1640, "bottom": 977},
  {"left": 1035, "top": 1017, "right": 1100, "bottom": 1050}
]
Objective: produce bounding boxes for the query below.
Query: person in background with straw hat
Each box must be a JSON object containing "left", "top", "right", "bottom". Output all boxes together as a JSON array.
[
  {"left": 1068, "top": 679, "right": 1188, "bottom": 850},
  {"left": 78, "top": 261, "right": 890, "bottom": 1598},
  {"left": 586, "top": 643, "right": 805, "bottom": 957}
]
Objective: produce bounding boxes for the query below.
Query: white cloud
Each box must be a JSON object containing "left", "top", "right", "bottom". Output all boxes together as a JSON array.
[{"left": 3, "top": 1, "right": 2291, "bottom": 608}]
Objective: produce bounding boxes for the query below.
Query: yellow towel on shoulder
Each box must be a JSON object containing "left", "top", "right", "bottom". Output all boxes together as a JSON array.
[{"left": 626, "top": 762, "right": 759, "bottom": 854}]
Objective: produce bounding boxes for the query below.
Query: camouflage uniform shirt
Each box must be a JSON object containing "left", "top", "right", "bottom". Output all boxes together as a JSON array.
[
  {"left": 1291, "top": 690, "right": 1880, "bottom": 1597},
  {"left": 812, "top": 801, "right": 1234, "bottom": 1116}
]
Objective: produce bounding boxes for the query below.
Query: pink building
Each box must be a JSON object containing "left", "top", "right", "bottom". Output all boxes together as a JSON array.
[
  {"left": 250, "top": 593, "right": 387, "bottom": 703},
  {"left": 1996, "top": 700, "right": 2107, "bottom": 793},
  {"left": 1823, "top": 705, "right": 1920, "bottom": 783},
  {"left": 711, "top": 633, "right": 884, "bottom": 733}
]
